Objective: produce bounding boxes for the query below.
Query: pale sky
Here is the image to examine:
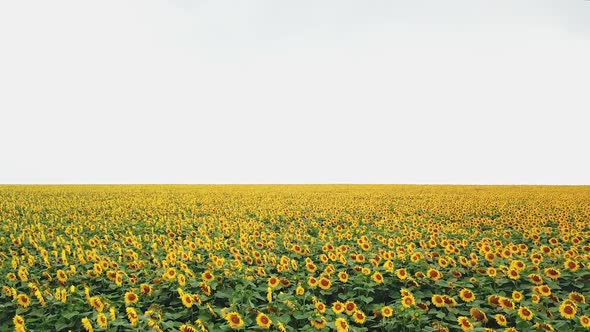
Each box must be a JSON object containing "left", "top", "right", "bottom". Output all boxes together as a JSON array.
[{"left": 0, "top": 0, "right": 589, "bottom": 184}]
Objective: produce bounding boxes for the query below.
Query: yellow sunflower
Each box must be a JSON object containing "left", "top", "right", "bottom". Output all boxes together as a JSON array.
[
  {"left": 381, "top": 305, "right": 394, "bottom": 318},
  {"left": 255, "top": 312, "right": 272, "bottom": 329},
  {"left": 225, "top": 312, "right": 244, "bottom": 329},
  {"left": 518, "top": 306, "right": 534, "bottom": 321}
]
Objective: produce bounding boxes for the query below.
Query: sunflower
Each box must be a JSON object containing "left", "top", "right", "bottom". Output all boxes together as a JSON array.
[
  {"left": 512, "top": 290, "right": 523, "bottom": 302},
  {"left": 495, "top": 314, "right": 507, "bottom": 327},
  {"left": 538, "top": 285, "right": 551, "bottom": 297},
  {"left": 486, "top": 266, "right": 498, "bottom": 278},
  {"left": 499, "top": 297, "right": 515, "bottom": 310},
  {"left": 506, "top": 269, "right": 520, "bottom": 280},
  {"left": 57, "top": 269, "right": 68, "bottom": 283},
  {"left": 528, "top": 273, "right": 544, "bottom": 285},
  {"left": 332, "top": 301, "right": 345, "bottom": 314},
  {"left": 396, "top": 268, "right": 408, "bottom": 280},
  {"left": 315, "top": 301, "right": 326, "bottom": 313},
  {"left": 353, "top": 310, "right": 367, "bottom": 324},
  {"left": 165, "top": 267, "right": 177, "bottom": 280},
  {"left": 13, "top": 315, "right": 25, "bottom": 328},
  {"left": 140, "top": 283, "right": 153, "bottom": 296},
  {"left": 381, "top": 305, "right": 394, "bottom": 318},
  {"left": 296, "top": 284, "right": 305, "bottom": 295},
  {"left": 124, "top": 291, "right": 139, "bottom": 305},
  {"left": 344, "top": 301, "right": 357, "bottom": 315},
  {"left": 338, "top": 271, "right": 349, "bottom": 283},
  {"left": 534, "top": 322, "right": 555, "bottom": 331},
  {"left": 310, "top": 316, "right": 327, "bottom": 329},
  {"left": 580, "top": 315, "right": 590, "bottom": 328},
  {"left": 371, "top": 271, "right": 384, "bottom": 284},
  {"left": 383, "top": 260, "right": 394, "bottom": 273},
  {"left": 308, "top": 276, "right": 318, "bottom": 288},
  {"left": 109, "top": 307, "right": 116, "bottom": 321},
  {"left": 195, "top": 319, "right": 208, "bottom": 332},
  {"left": 559, "top": 301, "right": 577, "bottom": 319},
  {"left": 179, "top": 324, "right": 198, "bottom": 332},
  {"left": 564, "top": 259, "right": 579, "bottom": 272},
  {"left": 432, "top": 294, "right": 445, "bottom": 307},
  {"left": 569, "top": 292, "right": 586, "bottom": 304},
  {"left": 544, "top": 268, "right": 561, "bottom": 280},
  {"left": 335, "top": 317, "right": 349, "bottom": 332},
  {"left": 443, "top": 295, "right": 457, "bottom": 307},
  {"left": 126, "top": 307, "right": 139, "bottom": 327},
  {"left": 97, "top": 313, "right": 108, "bottom": 328},
  {"left": 178, "top": 274, "right": 186, "bottom": 286},
  {"left": 255, "top": 312, "right": 272, "bottom": 329},
  {"left": 225, "top": 312, "right": 244, "bottom": 329},
  {"left": 469, "top": 307, "right": 487, "bottom": 323},
  {"left": 81, "top": 317, "right": 94, "bottom": 332},
  {"left": 459, "top": 288, "right": 475, "bottom": 302},
  {"left": 318, "top": 277, "right": 331, "bottom": 290},
  {"left": 181, "top": 293, "right": 193, "bottom": 308},
  {"left": 16, "top": 294, "right": 31, "bottom": 308},
  {"left": 518, "top": 306, "right": 534, "bottom": 321},
  {"left": 457, "top": 316, "right": 474, "bottom": 332},
  {"left": 268, "top": 276, "right": 280, "bottom": 289},
  {"left": 200, "top": 282, "right": 212, "bottom": 296},
  {"left": 427, "top": 268, "right": 443, "bottom": 281},
  {"left": 402, "top": 295, "right": 416, "bottom": 308}
]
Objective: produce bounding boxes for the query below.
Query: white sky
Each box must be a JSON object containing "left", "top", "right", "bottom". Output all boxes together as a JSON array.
[{"left": 0, "top": 0, "right": 589, "bottom": 184}]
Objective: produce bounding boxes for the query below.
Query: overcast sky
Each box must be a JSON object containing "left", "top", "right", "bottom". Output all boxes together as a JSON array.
[{"left": 0, "top": 0, "right": 589, "bottom": 184}]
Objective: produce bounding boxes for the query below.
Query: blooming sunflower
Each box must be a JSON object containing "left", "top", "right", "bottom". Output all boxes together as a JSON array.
[
  {"left": 308, "top": 276, "right": 318, "bottom": 288},
  {"left": 544, "top": 267, "right": 561, "bottom": 280},
  {"left": 559, "top": 301, "right": 577, "bottom": 319},
  {"left": 126, "top": 307, "right": 139, "bottom": 327},
  {"left": 344, "top": 301, "right": 357, "bottom": 315},
  {"left": 469, "top": 307, "right": 487, "bottom": 323},
  {"left": 335, "top": 317, "right": 349, "bottom": 332},
  {"left": 256, "top": 312, "right": 272, "bottom": 329},
  {"left": 432, "top": 294, "right": 445, "bottom": 308},
  {"left": 427, "top": 268, "right": 443, "bottom": 281},
  {"left": 295, "top": 284, "right": 305, "bottom": 295},
  {"left": 499, "top": 297, "right": 515, "bottom": 310},
  {"left": 81, "top": 317, "right": 94, "bottom": 332},
  {"left": 225, "top": 312, "right": 244, "bottom": 329},
  {"left": 268, "top": 276, "right": 280, "bottom": 288},
  {"left": 402, "top": 295, "right": 416, "bottom": 308},
  {"left": 332, "top": 301, "right": 345, "bottom": 314},
  {"left": 310, "top": 316, "right": 327, "bottom": 329},
  {"left": 97, "top": 313, "right": 108, "bottom": 328},
  {"left": 569, "top": 292, "right": 586, "bottom": 304},
  {"left": 495, "top": 314, "right": 507, "bottom": 327},
  {"left": 518, "top": 306, "right": 534, "bottom": 321},
  {"left": 179, "top": 324, "right": 198, "bottom": 332},
  {"left": 16, "top": 294, "right": 31, "bottom": 308},
  {"left": 315, "top": 301, "right": 326, "bottom": 313},
  {"left": 124, "top": 291, "right": 139, "bottom": 306},
  {"left": 371, "top": 271, "right": 384, "bottom": 284},
  {"left": 181, "top": 293, "right": 193, "bottom": 308},
  {"left": 459, "top": 288, "right": 475, "bottom": 302},
  {"left": 396, "top": 268, "right": 408, "bottom": 280},
  {"left": 318, "top": 277, "right": 331, "bottom": 290},
  {"left": 381, "top": 305, "right": 394, "bottom": 318},
  {"left": 353, "top": 310, "right": 366, "bottom": 324},
  {"left": 457, "top": 316, "right": 474, "bottom": 332},
  {"left": 338, "top": 271, "right": 349, "bottom": 283}
]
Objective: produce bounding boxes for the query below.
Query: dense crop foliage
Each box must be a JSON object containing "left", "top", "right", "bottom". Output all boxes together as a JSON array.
[{"left": 1, "top": 185, "right": 590, "bottom": 332}]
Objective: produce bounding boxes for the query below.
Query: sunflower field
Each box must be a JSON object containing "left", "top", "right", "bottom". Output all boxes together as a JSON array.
[{"left": 1, "top": 185, "right": 589, "bottom": 332}]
